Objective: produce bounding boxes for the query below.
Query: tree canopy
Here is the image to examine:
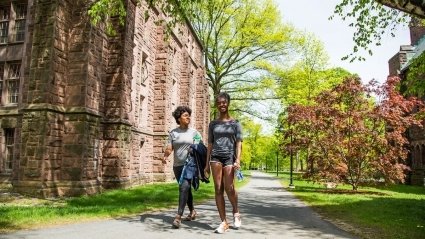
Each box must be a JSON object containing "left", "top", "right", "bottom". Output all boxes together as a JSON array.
[
  {"left": 88, "top": 1, "right": 425, "bottom": 61},
  {"left": 329, "top": 1, "right": 425, "bottom": 108},
  {"left": 332, "top": 0, "right": 409, "bottom": 62},
  {"left": 287, "top": 77, "right": 422, "bottom": 189},
  {"left": 240, "top": 118, "right": 280, "bottom": 170},
  {"left": 89, "top": 0, "right": 302, "bottom": 120},
  {"left": 186, "top": 0, "right": 300, "bottom": 119},
  {"left": 263, "top": 33, "right": 353, "bottom": 106}
]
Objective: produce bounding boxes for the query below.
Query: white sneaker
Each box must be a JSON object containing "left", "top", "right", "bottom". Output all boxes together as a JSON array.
[
  {"left": 233, "top": 212, "right": 241, "bottom": 228},
  {"left": 215, "top": 221, "right": 229, "bottom": 233}
]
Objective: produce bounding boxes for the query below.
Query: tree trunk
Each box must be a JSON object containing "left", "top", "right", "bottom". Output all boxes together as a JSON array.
[
  {"left": 295, "top": 151, "right": 299, "bottom": 172},
  {"left": 300, "top": 157, "right": 304, "bottom": 171}
]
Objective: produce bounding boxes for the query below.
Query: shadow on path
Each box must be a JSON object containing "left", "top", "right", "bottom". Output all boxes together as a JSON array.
[{"left": 0, "top": 171, "right": 357, "bottom": 239}]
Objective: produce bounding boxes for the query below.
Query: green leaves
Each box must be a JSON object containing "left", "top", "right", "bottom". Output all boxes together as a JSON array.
[
  {"left": 184, "top": 0, "right": 300, "bottom": 120},
  {"left": 287, "top": 76, "right": 422, "bottom": 189},
  {"left": 405, "top": 51, "right": 425, "bottom": 97},
  {"left": 88, "top": 0, "right": 127, "bottom": 35},
  {"left": 266, "top": 33, "right": 353, "bottom": 107},
  {"left": 89, "top": 0, "right": 200, "bottom": 35},
  {"left": 332, "top": 0, "right": 408, "bottom": 62}
]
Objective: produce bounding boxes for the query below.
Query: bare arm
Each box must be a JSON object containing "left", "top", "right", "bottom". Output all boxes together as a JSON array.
[
  {"left": 204, "top": 143, "right": 213, "bottom": 177},
  {"left": 234, "top": 141, "right": 242, "bottom": 170},
  {"left": 163, "top": 144, "right": 173, "bottom": 164}
]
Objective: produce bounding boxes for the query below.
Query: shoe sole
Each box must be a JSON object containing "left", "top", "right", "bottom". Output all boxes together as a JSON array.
[
  {"left": 233, "top": 213, "right": 241, "bottom": 229},
  {"left": 214, "top": 229, "right": 229, "bottom": 234},
  {"left": 172, "top": 219, "right": 181, "bottom": 229},
  {"left": 234, "top": 220, "right": 241, "bottom": 228},
  {"left": 215, "top": 226, "right": 229, "bottom": 233},
  {"left": 172, "top": 224, "right": 180, "bottom": 229}
]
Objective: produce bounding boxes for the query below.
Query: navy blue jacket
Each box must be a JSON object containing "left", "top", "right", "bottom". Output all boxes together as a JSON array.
[{"left": 179, "top": 142, "right": 210, "bottom": 191}]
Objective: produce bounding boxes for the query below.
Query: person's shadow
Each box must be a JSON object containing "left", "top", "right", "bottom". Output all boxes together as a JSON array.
[{"left": 139, "top": 213, "right": 214, "bottom": 231}]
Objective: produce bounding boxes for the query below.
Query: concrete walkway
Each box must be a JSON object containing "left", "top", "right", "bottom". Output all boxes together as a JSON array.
[{"left": 0, "top": 171, "right": 357, "bottom": 239}]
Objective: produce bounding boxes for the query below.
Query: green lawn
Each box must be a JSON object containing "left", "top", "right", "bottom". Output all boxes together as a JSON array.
[
  {"left": 0, "top": 181, "right": 216, "bottom": 233},
  {"left": 273, "top": 171, "right": 425, "bottom": 239},
  {"left": 0, "top": 175, "right": 249, "bottom": 233}
]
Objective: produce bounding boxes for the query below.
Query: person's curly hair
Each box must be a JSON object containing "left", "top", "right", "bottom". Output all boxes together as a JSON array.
[{"left": 172, "top": 106, "right": 192, "bottom": 125}]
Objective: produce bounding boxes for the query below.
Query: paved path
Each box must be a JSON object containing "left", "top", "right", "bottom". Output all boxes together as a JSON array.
[{"left": 0, "top": 172, "right": 357, "bottom": 239}]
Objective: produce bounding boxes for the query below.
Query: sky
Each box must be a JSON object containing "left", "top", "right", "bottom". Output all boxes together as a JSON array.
[
  {"left": 257, "top": 0, "right": 411, "bottom": 134},
  {"left": 276, "top": 0, "right": 411, "bottom": 84}
]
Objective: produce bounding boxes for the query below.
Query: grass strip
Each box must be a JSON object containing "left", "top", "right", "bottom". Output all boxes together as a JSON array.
[{"left": 272, "top": 171, "right": 425, "bottom": 239}]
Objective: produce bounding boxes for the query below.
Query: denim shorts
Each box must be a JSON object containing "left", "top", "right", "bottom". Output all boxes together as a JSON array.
[{"left": 210, "top": 155, "right": 233, "bottom": 167}]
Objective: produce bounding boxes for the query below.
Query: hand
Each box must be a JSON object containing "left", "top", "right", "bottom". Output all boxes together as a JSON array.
[
  {"left": 162, "top": 156, "right": 168, "bottom": 164},
  {"left": 204, "top": 167, "right": 210, "bottom": 179},
  {"left": 233, "top": 161, "right": 240, "bottom": 170}
]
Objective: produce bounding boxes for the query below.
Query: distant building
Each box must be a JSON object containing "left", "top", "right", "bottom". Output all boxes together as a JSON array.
[
  {"left": 0, "top": 0, "right": 210, "bottom": 197},
  {"left": 388, "top": 19, "right": 425, "bottom": 186}
]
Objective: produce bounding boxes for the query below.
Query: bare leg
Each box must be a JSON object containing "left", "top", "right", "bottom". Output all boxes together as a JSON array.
[
  {"left": 223, "top": 165, "right": 239, "bottom": 214},
  {"left": 211, "top": 162, "right": 227, "bottom": 222}
]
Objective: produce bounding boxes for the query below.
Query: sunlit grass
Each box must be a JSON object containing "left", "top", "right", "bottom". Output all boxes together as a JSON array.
[
  {"left": 272, "top": 171, "right": 425, "bottom": 239},
  {"left": 0, "top": 174, "right": 249, "bottom": 233},
  {"left": 0, "top": 181, "right": 215, "bottom": 233}
]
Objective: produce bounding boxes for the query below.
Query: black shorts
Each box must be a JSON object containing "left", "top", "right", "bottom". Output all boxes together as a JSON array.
[{"left": 210, "top": 155, "right": 233, "bottom": 167}]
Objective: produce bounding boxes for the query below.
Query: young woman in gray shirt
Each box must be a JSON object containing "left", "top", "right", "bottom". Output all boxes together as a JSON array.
[{"left": 163, "top": 106, "right": 202, "bottom": 229}]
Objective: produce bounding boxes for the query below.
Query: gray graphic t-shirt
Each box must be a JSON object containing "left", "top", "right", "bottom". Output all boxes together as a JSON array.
[
  {"left": 208, "top": 120, "right": 243, "bottom": 158},
  {"left": 168, "top": 128, "right": 202, "bottom": 167}
]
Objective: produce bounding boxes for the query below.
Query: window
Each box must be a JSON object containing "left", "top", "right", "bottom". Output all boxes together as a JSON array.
[
  {"left": 13, "top": 4, "right": 26, "bottom": 42},
  {"left": 14, "top": 19, "right": 25, "bottom": 41},
  {"left": 0, "top": 65, "right": 3, "bottom": 105},
  {"left": 0, "top": 5, "right": 8, "bottom": 44},
  {"left": 0, "top": 62, "right": 21, "bottom": 105},
  {"left": 4, "top": 128, "right": 14, "bottom": 171},
  {"left": 138, "top": 95, "right": 145, "bottom": 127},
  {"left": 140, "top": 53, "right": 148, "bottom": 85},
  {"left": 0, "top": 6, "right": 9, "bottom": 20},
  {"left": 15, "top": 4, "right": 26, "bottom": 19},
  {"left": 7, "top": 63, "right": 20, "bottom": 103},
  {"left": 0, "top": 3, "right": 27, "bottom": 43},
  {"left": 0, "top": 22, "right": 7, "bottom": 43}
]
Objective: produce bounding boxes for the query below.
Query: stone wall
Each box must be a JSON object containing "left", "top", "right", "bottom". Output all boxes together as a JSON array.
[
  {"left": 409, "top": 18, "right": 425, "bottom": 46},
  {"left": 388, "top": 21, "right": 425, "bottom": 186},
  {"left": 388, "top": 45, "right": 415, "bottom": 77},
  {"left": 0, "top": 0, "right": 210, "bottom": 197},
  {"left": 406, "top": 127, "right": 425, "bottom": 186}
]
